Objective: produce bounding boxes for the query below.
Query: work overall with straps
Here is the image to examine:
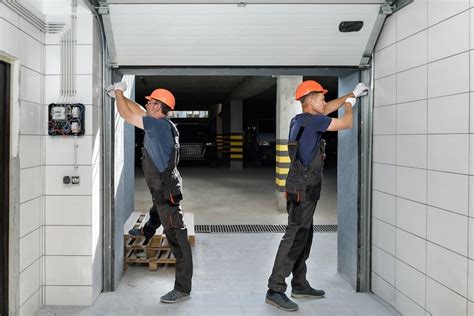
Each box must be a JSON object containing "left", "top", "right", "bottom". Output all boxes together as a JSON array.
[
  {"left": 142, "top": 118, "right": 193, "bottom": 294},
  {"left": 268, "top": 114, "right": 326, "bottom": 293}
]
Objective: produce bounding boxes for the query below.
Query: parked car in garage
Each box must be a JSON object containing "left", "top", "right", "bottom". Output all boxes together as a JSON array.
[{"left": 244, "top": 119, "right": 276, "bottom": 167}]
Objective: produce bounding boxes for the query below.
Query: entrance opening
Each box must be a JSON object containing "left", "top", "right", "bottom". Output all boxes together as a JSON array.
[{"left": 0, "top": 60, "right": 11, "bottom": 316}]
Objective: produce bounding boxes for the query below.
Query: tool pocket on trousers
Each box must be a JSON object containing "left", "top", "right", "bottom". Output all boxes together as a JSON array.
[{"left": 163, "top": 210, "right": 185, "bottom": 230}]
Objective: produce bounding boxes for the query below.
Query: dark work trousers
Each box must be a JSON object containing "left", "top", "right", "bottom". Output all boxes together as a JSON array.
[
  {"left": 143, "top": 203, "right": 193, "bottom": 294},
  {"left": 268, "top": 199, "right": 317, "bottom": 293}
]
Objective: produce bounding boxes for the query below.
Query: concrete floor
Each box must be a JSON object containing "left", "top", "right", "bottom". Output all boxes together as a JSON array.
[
  {"left": 36, "top": 163, "right": 399, "bottom": 315},
  {"left": 134, "top": 163, "right": 338, "bottom": 225}
]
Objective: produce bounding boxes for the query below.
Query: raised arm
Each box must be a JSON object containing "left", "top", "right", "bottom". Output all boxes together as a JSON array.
[
  {"left": 113, "top": 84, "right": 145, "bottom": 130},
  {"left": 323, "top": 82, "right": 369, "bottom": 115},
  {"left": 326, "top": 98, "right": 354, "bottom": 131}
]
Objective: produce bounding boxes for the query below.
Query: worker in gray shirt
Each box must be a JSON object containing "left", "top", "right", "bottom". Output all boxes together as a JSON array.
[{"left": 106, "top": 82, "right": 192, "bottom": 304}]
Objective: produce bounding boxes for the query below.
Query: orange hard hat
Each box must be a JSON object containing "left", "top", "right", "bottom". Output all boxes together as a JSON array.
[
  {"left": 295, "top": 80, "right": 328, "bottom": 100},
  {"left": 145, "top": 88, "right": 176, "bottom": 110}
]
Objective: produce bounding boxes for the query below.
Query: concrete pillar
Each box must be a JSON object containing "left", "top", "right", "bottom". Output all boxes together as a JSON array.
[
  {"left": 230, "top": 99, "right": 243, "bottom": 170},
  {"left": 275, "top": 76, "right": 303, "bottom": 211}
]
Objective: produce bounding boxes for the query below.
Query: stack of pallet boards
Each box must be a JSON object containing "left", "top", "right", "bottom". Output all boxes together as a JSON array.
[{"left": 123, "top": 211, "right": 195, "bottom": 271}]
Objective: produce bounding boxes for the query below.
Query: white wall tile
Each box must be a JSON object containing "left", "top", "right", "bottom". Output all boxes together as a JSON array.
[
  {"left": 397, "top": 65, "right": 428, "bottom": 104},
  {"left": 20, "top": 67, "right": 42, "bottom": 104},
  {"left": 374, "top": 75, "right": 396, "bottom": 107},
  {"left": 19, "top": 228, "right": 40, "bottom": 272},
  {"left": 396, "top": 228, "right": 426, "bottom": 272},
  {"left": 427, "top": 206, "right": 468, "bottom": 256},
  {"left": 373, "top": 135, "right": 396, "bottom": 165},
  {"left": 19, "top": 17, "right": 42, "bottom": 43},
  {"left": 471, "top": 93, "right": 474, "bottom": 133},
  {"left": 374, "top": 105, "right": 396, "bottom": 135},
  {"left": 470, "top": 177, "right": 474, "bottom": 217},
  {"left": 372, "top": 272, "right": 396, "bottom": 306},
  {"left": 428, "top": 0, "right": 469, "bottom": 26},
  {"left": 45, "top": 136, "right": 93, "bottom": 166},
  {"left": 426, "top": 278, "right": 467, "bottom": 316},
  {"left": 44, "top": 165, "right": 92, "bottom": 195},
  {"left": 472, "top": 51, "right": 474, "bottom": 92},
  {"left": 45, "top": 286, "right": 92, "bottom": 306},
  {"left": 20, "top": 101, "right": 43, "bottom": 135},
  {"left": 20, "top": 167, "right": 41, "bottom": 203},
  {"left": 428, "top": 134, "right": 469, "bottom": 174},
  {"left": 44, "top": 45, "right": 60, "bottom": 75},
  {"left": 19, "top": 260, "right": 40, "bottom": 306},
  {"left": 397, "top": 135, "right": 427, "bottom": 169},
  {"left": 469, "top": 218, "right": 474, "bottom": 259},
  {"left": 0, "top": 19, "right": 20, "bottom": 58},
  {"left": 45, "top": 75, "right": 93, "bottom": 105},
  {"left": 395, "top": 259, "right": 426, "bottom": 307},
  {"left": 373, "top": 245, "right": 395, "bottom": 285},
  {"left": 397, "top": 0, "right": 428, "bottom": 41},
  {"left": 428, "top": 52, "right": 470, "bottom": 98},
  {"left": 19, "top": 31, "right": 42, "bottom": 74},
  {"left": 397, "top": 30, "right": 427, "bottom": 72},
  {"left": 395, "top": 290, "right": 426, "bottom": 316},
  {"left": 373, "top": 163, "right": 396, "bottom": 195},
  {"left": 20, "top": 197, "right": 41, "bottom": 238},
  {"left": 427, "top": 171, "right": 469, "bottom": 216},
  {"left": 373, "top": 190, "right": 396, "bottom": 225},
  {"left": 19, "top": 290, "right": 40, "bottom": 316},
  {"left": 469, "top": 259, "right": 474, "bottom": 300},
  {"left": 427, "top": 242, "right": 468, "bottom": 296},
  {"left": 45, "top": 196, "right": 92, "bottom": 226},
  {"left": 0, "top": 3, "right": 20, "bottom": 26},
  {"left": 470, "top": 300, "right": 474, "bottom": 316},
  {"left": 76, "top": 45, "right": 93, "bottom": 75},
  {"left": 375, "top": 45, "right": 397, "bottom": 79},
  {"left": 428, "top": 93, "right": 469, "bottom": 134},
  {"left": 397, "top": 167, "right": 427, "bottom": 203},
  {"left": 76, "top": 14, "right": 93, "bottom": 45},
  {"left": 376, "top": 14, "right": 396, "bottom": 52},
  {"left": 19, "top": 136, "right": 41, "bottom": 169},
  {"left": 397, "top": 100, "right": 428, "bottom": 134},
  {"left": 471, "top": 135, "right": 474, "bottom": 175},
  {"left": 45, "top": 256, "right": 92, "bottom": 285},
  {"left": 397, "top": 198, "right": 427, "bottom": 238},
  {"left": 46, "top": 226, "right": 92, "bottom": 256},
  {"left": 428, "top": 11, "right": 469, "bottom": 62},
  {"left": 373, "top": 218, "right": 396, "bottom": 255}
]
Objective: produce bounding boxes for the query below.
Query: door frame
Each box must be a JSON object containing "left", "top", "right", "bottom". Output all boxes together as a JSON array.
[{"left": 0, "top": 59, "right": 11, "bottom": 316}]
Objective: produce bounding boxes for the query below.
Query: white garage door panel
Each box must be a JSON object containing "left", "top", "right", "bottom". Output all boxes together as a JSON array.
[{"left": 108, "top": 3, "right": 380, "bottom": 66}]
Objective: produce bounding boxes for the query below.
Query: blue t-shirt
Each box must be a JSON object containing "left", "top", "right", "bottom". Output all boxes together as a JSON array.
[
  {"left": 143, "top": 116, "right": 175, "bottom": 173},
  {"left": 289, "top": 113, "right": 332, "bottom": 166}
]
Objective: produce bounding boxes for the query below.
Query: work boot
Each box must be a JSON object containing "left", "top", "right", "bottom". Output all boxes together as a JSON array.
[
  {"left": 265, "top": 289, "right": 298, "bottom": 312},
  {"left": 291, "top": 286, "right": 325, "bottom": 299},
  {"left": 128, "top": 227, "right": 151, "bottom": 245},
  {"left": 160, "top": 289, "right": 190, "bottom": 304}
]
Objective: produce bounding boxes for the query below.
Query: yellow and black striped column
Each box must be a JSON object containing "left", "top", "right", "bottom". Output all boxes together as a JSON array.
[
  {"left": 230, "top": 133, "right": 243, "bottom": 162},
  {"left": 216, "top": 134, "right": 223, "bottom": 159},
  {"left": 222, "top": 134, "right": 231, "bottom": 159},
  {"left": 275, "top": 139, "right": 290, "bottom": 192}
]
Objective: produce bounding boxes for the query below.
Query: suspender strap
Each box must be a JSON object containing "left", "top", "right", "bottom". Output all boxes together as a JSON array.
[{"left": 294, "top": 114, "right": 312, "bottom": 142}]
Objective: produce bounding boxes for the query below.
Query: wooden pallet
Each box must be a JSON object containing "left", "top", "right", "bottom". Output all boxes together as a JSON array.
[{"left": 123, "top": 211, "right": 195, "bottom": 271}]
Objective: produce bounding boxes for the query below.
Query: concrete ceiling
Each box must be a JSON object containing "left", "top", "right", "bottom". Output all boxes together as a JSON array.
[{"left": 105, "top": 1, "right": 383, "bottom": 67}]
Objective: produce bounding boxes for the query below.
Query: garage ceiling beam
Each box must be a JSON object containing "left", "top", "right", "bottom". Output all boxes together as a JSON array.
[{"left": 229, "top": 76, "right": 276, "bottom": 100}]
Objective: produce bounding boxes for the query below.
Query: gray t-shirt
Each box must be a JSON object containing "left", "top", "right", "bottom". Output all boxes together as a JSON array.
[{"left": 142, "top": 116, "right": 174, "bottom": 173}]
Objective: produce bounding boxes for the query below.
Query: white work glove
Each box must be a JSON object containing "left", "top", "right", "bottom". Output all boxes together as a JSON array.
[
  {"left": 105, "top": 84, "right": 116, "bottom": 98},
  {"left": 345, "top": 97, "right": 357, "bottom": 107},
  {"left": 114, "top": 81, "right": 127, "bottom": 92},
  {"left": 352, "top": 82, "right": 369, "bottom": 98}
]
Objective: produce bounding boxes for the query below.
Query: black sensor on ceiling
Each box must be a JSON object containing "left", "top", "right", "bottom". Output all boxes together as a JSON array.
[{"left": 339, "top": 21, "right": 364, "bottom": 32}]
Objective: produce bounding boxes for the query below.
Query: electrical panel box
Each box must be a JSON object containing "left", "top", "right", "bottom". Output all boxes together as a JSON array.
[{"left": 48, "top": 103, "right": 85, "bottom": 136}]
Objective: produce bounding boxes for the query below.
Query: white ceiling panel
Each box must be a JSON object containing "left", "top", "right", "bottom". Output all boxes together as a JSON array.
[{"left": 108, "top": 3, "right": 381, "bottom": 66}]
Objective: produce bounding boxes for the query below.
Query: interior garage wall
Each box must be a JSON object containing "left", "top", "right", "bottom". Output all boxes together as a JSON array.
[
  {"left": 372, "top": 1, "right": 474, "bottom": 314},
  {"left": 0, "top": 3, "right": 45, "bottom": 314},
  {"left": 1, "top": 1, "right": 104, "bottom": 313}
]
